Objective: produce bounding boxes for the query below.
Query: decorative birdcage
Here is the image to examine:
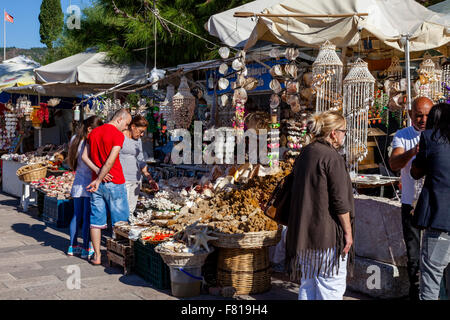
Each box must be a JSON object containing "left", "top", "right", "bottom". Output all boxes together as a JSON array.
[
  {"left": 386, "top": 56, "right": 403, "bottom": 79},
  {"left": 160, "top": 84, "right": 175, "bottom": 130},
  {"left": 343, "top": 59, "right": 375, "bottom": 174},
  {"left": 417, "top": 58, "right": 442, "bottom": 102},
  {"left": 172, "top": 76, "right": 196, "bottom": 129},
  {"left": 312, "top": 40, "right": 343, "bottom": 113},
  {"left": 442, "top": 60, "right": 450, "bottom": 101}
]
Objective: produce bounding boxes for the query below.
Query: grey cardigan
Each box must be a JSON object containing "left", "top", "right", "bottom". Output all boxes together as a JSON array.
[{"left": 119, "top": 136, "right": 147, "bottom": 182}]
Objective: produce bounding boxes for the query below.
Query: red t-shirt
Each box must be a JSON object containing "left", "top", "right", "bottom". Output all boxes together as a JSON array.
[{"left": 88, "top": 124, "right": 125, "bottom": 184}]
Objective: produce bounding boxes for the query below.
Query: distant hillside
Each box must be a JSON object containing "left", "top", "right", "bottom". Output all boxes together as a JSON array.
[{"left": 1, "top": 47, "right": 48, "bottom": 65}]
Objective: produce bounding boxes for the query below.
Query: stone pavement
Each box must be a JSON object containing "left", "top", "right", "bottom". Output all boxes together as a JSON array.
[{"left": 0, "top": 192, "right": 371, "bottom": 300}]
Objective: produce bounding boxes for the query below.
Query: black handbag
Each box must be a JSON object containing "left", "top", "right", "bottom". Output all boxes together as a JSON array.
[{"left": 263, "top": 172, "right": 293, "bottom": 226}]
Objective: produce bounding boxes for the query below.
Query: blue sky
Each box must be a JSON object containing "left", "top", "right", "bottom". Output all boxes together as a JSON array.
[{"left": 1, "top": 0, "right": 94, "bottom": 49}]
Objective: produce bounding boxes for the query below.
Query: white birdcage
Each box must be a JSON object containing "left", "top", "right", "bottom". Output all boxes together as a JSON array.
[
  {"left": 386, "top": 56, "right": 403, "bottom": 78},
  {"left": 442, "top": 60, "right": 450, "bottom": 99},
  {"left": 312, "top": 40, "right": 343, "bottom": 113},
  {"left": 417, "top": 58, "right": 442, "bottom": 102},
  {"left": 343, "top": 58, "right": 375, "bottom": 174},
  {"left": 172, "top": 76, "right": 196, "bottom": 129},
  {"left": 160, "top": 84, "right": 175, "bottom": 130}
]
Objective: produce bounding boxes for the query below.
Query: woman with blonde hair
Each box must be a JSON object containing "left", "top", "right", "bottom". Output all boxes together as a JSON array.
[{"left": 286, "top": 110, "right": 354, "bottom": 300}]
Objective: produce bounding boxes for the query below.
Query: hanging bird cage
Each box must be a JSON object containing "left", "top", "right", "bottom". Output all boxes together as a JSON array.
[
  {"left": 386, "top": 56, "right": 403, "bottom": 79},
  {"left": 442, "top": 60, "right": 450, "bottom": 101},
  {"left": 171, "top": 77, "right": 196, "bottom": 129},
  {"left": 343, "top": 58, "right": 375, "bottom": 175},
  {"left": 312, "top": 40, "right": 343, "bottom": 113},
  {"left": 160, "top": 84, "right": 175, "bottom": 130},
  {"left": 417, "top": 58, "right": 442, "bottom": 102}
]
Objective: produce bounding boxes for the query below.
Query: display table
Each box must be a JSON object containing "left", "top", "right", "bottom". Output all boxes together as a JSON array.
[{"left": 2, "top": 160, "right": 37, "bottom": 210}]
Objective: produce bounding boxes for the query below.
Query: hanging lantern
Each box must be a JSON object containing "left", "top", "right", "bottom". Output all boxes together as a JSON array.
[
  {"left": 171, "top": 76, "right": 196, "bottom": 129},
  {"left": 312, "top": 40, "right": 343, "bottom": 113},
  {"left": 442, "top": 60, "right": 450, "bottom": 102},
  {"left": 160, "top": 84, "right": 175, "bottom": 130},
  {"left": 417, "top": 58, "right": 442, "bottom": 102},
  {"left": 386, "top": 56, "right": 403, "bottom": 79},
  {"left": 343, "top": 58, "right": 375, "bottom": 174}
]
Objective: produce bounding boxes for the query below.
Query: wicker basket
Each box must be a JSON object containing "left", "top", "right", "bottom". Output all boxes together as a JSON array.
[
  {"left": 217, "top": 247, "right": 271, "bottom": 295},
  {"left": 16, "top": 163, "right": 48, "bottom": 183},
  {"left": 210, "top": 225, "right": 283, "bottom": 249},
  {"left": 155, "top": 246, "right": 214, "bottom": 268}
]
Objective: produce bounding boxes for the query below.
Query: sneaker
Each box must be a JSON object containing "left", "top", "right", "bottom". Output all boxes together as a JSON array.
[
  {"left": 81, "top": 242, "right": 95, "bottom": 259},
  {"left": 81, "top": 248, "right": 89, "bottom": 259},
  {"left": 67, "top": 245, "right": 81, "bottom": 256}
]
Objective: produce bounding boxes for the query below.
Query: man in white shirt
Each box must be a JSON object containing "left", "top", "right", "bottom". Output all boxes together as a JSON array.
[{"left": 389, "top": 96, "right": 433, "bottom": 300}]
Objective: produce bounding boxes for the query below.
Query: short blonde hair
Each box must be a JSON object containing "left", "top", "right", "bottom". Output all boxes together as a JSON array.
[{"left": 307, "top": 110, "right": 346, "bottom": 139}]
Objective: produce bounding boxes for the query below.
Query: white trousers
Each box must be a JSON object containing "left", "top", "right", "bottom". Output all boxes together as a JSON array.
[
  {"left": 298, "top": 249, "right": 348, "bottom": 300},
  {"left": 125, "top": 181, "right": 141, "bottom": 216}
]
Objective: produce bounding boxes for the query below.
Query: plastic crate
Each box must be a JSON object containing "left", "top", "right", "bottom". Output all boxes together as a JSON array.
[
  {"left": 134, "top": 240, "right": 171, "bottom": 289},
  {"left": 42, "top": 196, "right": 74, "bottom": 228}
]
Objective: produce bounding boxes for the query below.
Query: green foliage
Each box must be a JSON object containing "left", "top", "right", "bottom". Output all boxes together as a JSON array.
[
  {"left": 39, "top": 0, "right": 64, "bottom": 49},
  {"left": 45, "top": 0, "right": 254, "bottom": 66}
]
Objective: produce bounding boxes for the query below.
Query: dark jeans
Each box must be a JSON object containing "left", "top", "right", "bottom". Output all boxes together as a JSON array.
[{"left": 401, "top": 203, "right": 421, "bottom": 299}]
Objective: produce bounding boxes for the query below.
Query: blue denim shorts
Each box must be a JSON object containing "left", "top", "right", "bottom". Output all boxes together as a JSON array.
[{"left": 90, "top": 182, "right": 129, "bottom": 229}]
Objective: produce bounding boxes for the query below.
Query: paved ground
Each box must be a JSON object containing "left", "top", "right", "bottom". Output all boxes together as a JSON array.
[{"left": 0, "top": 192, "right": 372, "bottom": 300}]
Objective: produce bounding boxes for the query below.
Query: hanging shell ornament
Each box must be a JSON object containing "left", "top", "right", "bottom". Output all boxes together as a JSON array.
[
  {"left": 285, "top": 48, "right": 300, "bottom": 61},
  {"left": 236, "top": 73, "right": 246, "bottom": 87},
  {"left": 243, "top": 77, "right": 258, "bottom": 91},
  {"left": 220, "top": 94, "right": 229, "bottom": 107},
  {"left": 218, "top": 78, "right": 230, "bottom": 90},
  {"left": 269, "top": 79, "right": 282, "bottom": 93},
  {"left": 219, "top": 63, "right": 228, "bottom": 75},
  {"left": 286, "top": 81, "right": 299, "bottom": 94},
  {"left": 285, "top": 63, "right": 298, "bottom": 78},
  {"left": 219, "top": 47, "right": 230, "bottom": 59},
  {"left": 171, "top": 76, "right": 196, "bottom": 129},
  {"left": 269, "top": 64, "right": 283, "bottom": 77},
  {"left": 242, "top": 67, "right": 248, "bottom": 77},
  {"left": 233, "top": 88, "right": 248, "bottom": 104},
  {"left": 232, "top": 59, "right": 244, "bottom": 71},
  {"left": 269, "top": 48, "right": 282, "bottom": 58},
  {"left": 270, "top": 94, "right": 280, "bottom": 109}
]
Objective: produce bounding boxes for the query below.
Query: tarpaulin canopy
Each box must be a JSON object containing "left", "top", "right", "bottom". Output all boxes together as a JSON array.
[
  {"left": 34, "top": 51, "right": 148, "bottom": 85},
  {"left": 208, "top": 0, "right": 449, "bottom": 52},
  {"left": 0, "top": 56, "right": 40, "bottom": 90},
  {"left": 206, "top": 0, "right": 281, "bottom": 48}
]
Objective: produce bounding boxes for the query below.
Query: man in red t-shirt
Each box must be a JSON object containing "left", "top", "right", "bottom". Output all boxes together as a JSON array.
[{"left": 82, "top": 108, "right": 132, "bottom": 265}]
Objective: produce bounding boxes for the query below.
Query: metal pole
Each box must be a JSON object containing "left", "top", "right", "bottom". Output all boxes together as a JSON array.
[
  {"left": 4, "top": 9, "right": 6, "bottom": 61},
  {"left": 38, "top": 93, "right": 42, "bottom": 147},
  {"left": 404, "top": 35, "right": 412, "bottom": 126}
]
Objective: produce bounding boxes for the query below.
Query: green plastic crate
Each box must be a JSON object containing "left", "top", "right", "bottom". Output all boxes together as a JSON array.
[{"left": 134, "top": 240, "right": 171, "bottom": 290}]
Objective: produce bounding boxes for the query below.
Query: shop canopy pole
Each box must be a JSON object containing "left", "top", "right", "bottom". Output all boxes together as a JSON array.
[
  {"left": 233, "top": 12, "right": 369, "bottom": 18},
  {"left": 403, "top": 35, "right": 412, "bottom": 126}
]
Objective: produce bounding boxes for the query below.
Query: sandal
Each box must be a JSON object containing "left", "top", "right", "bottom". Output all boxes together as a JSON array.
[{"left": 89, "top": 254, "right": 102, "bottom": 266}]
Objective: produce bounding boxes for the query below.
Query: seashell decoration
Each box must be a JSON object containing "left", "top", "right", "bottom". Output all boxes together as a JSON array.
[
  {"left": 219, "top": 47, "right": 230, "bottom": 59},
  {"left": 218, "top": 77, "right": 230, "bottom": 90},
  {"left": 233, "top": 88, "right": 248, "bottom": 104},
  {"left": 269, "top": 64, "right": 283, "bottom": 77},
  {"left": 232, "top": 59, "right": 244, "bottom": 71},
  {"left": 219, "top": 63, "right": 228, "bottom": 75},
  {"left": 286, "top": 81, "right": 299, "bottom": 94},
  {"left": 312, "top": 40, "right": 343, "bottom": 112},
  {"left": 220, "top": 94, "right": 229, "bottom": 107},
  {"left": 171, "top": 76, "right": 196, "bottom": 129},
  {"left": 270, "top": 94, "right": 280, "bottom": 109},
  {"left": 285, "top": 63, "right": 298, "bottom": 79},
  {"left": 269, "top": 79, "right": 282, "bottom": 93},
  {"left": 47, "top": 98, "right": 61, "bottom": 107},
  {"left": 269, "top": 48, "right": 282, "bottom": 58},
  {"left": 343, "top": 58, "right": 375, "bottom": 174},
  {"left": 242, "top": 77, "right": 258, "bottom": 91},
  {"left": 160, "top": 84, "right": 176, "bottom": 130},
  {"left": 285, "top": 47, "right": 300, "bottom": 61}
]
